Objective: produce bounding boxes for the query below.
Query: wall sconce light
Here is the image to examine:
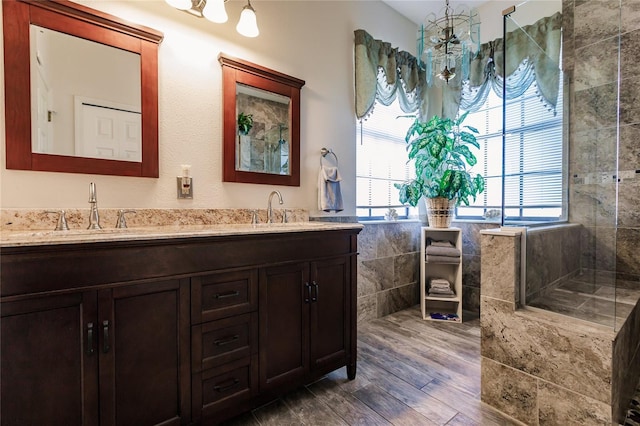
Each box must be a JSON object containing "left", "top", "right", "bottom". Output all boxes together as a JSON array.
[{"left": 165, "top": 0, "right": 259, "bottom": 38}]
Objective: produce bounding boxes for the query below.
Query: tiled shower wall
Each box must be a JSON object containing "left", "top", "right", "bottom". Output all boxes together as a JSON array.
[
  {"left": 567, "top": 0, "right": 640, "bottom": 285},
  {"left": 525, "top": 224, "right": 581, "bottom": 301}
]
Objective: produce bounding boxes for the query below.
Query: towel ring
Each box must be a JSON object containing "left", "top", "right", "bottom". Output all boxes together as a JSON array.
[{"left": 320, "top": 147, "right": 338, "bottom": 167}]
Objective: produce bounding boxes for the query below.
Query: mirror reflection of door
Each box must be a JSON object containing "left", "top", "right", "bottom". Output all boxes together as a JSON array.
[
  {"left": 32, "top": 55, "right": 52, "bottom": 154},
  {"left": 235, "top": 83, "right": 291, "bottom": 176},
  {"left": 29, "top": 24, "right": 141, "bottom": 161},
  {"left": 75, "top": 97, "right": 142, "bottom": 161}
]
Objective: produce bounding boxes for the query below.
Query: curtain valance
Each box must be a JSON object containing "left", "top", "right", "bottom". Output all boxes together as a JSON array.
[
  {"left": 355, "top": 12, "right": 561, "bottom": 121},
  {"left": 444, "top": 12, "right": 563, "bottom": 118},
  {"left": 354, "top": 29, "right": 428, "bottom": 119}
]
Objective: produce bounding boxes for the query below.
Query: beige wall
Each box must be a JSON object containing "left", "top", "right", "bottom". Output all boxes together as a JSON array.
[
  {"left": 477, "top": 0, "right": 562, "bottom": 42},
  {"left": 0, "top": 1, "right": 416, "bottom": 214}
]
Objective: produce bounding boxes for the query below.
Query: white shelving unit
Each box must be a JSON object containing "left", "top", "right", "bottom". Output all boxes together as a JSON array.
[{"left": 420, "top": 227, "right": 463, "bottom": 322}]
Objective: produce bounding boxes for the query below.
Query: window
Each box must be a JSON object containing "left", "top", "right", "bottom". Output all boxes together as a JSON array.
[
  {"left": 457, "top": 76, "right": 565, "bottom": 224},
  {"left": 356, "top": 98, "right": 418, "bottom": 220}
]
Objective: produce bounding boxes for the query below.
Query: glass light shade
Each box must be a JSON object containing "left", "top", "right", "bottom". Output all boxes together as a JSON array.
[
  {"left": 417, "top": 1, "right": 480, "bottom": 86},
  {"left": 202, "top": 0, "right": 228, "bottom": 23},
  {"left": 437, "top": 65, "right": 456, "bottom": 82},
  {"left": 165, "top": 0, "right": 192, "bottom": 11},
  {"left": 236, "top": 5, "right": 259, "bottom": 38}
]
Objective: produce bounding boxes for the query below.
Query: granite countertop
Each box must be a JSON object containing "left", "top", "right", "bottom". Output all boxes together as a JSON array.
[{"left": 0, "top": 222, "right": 364, "bottom": 248}]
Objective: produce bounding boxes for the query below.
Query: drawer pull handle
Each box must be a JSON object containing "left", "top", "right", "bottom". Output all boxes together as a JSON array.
[
  {"left": 102, "top": 320, "right": 110, "bottom": 354},
  {"left": 304, "top": 282, "right": 311, "bottom": 303},
  {"left": 214, "top": 378, "right": 240, "bottom": 393},
  {"left": 311, "top": 281, "right": 318, "bottom": 302},
  {"left": 215, "top": 290, "right": 240, "bottom": 299},
  {"left": 214, "top": 334, "right": 239, "bottom": 346},
  {"left": 86, "top": 322, "right": 95, "bottom": 356}
]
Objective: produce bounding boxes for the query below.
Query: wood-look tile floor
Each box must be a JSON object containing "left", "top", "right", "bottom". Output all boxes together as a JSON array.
[{"left": 222, "top": 306, "right": 523, "bottom": 426}]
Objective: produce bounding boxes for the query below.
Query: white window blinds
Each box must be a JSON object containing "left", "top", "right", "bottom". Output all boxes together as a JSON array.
[
  {"left": 457, "top": 75, "right": 565, "bottom": 223},
  {"left": 356, "top": 98, "right": 418, "bottom": 220}
]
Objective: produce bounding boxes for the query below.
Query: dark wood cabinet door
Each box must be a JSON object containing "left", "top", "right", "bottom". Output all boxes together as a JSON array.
[
  {"left": 258, "top": 262, "right": 309, "bottom": 392},
  {"left": 1, "top": 292, "right": 99, "bottom": 426},
  {"left": 309, "top": 257, "right": 350, "bottom": 372},
  {"left": 99, "top": 279, "right": 191, "bottom": 426}
]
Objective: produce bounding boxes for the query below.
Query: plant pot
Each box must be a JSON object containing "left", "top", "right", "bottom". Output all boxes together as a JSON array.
[{"left": 425, "top": 197, "right": 456, "bottom": 228}]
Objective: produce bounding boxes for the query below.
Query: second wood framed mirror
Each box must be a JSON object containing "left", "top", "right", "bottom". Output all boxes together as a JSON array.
[{"left": 219, "top": 54, "right": 305, "bottom": 186}]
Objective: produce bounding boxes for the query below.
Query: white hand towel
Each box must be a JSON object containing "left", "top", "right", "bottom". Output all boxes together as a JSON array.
[{"left": 318, "top": 165, "right": 343, "bottom": 212}]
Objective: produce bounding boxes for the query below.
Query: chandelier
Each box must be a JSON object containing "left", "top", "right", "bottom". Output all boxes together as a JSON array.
[{"left": 417, "top": 0, "right": 480, "bottom": 85}]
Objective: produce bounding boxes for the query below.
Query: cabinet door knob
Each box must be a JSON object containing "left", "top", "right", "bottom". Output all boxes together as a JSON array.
[
  {"left": 311, "top": 281, "right": 318, "bottom": 302},
  {"left": 102, "top": 320, "right": 110, "bottom": 353},
  {"left": 86, "top": 322, "right": 95, "bottom": 356}
]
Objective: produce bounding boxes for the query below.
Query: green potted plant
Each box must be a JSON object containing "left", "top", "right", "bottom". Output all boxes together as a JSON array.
[
  {"left": 237, "top": 112, "right": 254, "bottom": 135},
  {"left": 395, "top": 112, "right": 485, "bottom": 228}
]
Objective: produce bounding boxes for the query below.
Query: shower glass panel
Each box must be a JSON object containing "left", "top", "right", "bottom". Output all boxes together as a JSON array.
[
  {"left": 505, "top": 1, "right": 625, "bottom": 330},
  {"left": 502, "top": 0, "right": 565, "bottom": 226}
]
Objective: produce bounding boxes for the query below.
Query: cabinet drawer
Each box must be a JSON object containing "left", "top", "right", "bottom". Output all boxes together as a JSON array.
[
  {"left": 193, "top": 314, "right": 256, "bottom": 372},
  {"left": 192, "top": 356, "right": 258, "bottom": 424},
  {"left": 201, "top": 360, "right": 251, "bottom": 411},
  {"left": 192, "top": 269, "right": 258, "bottom": 323}
]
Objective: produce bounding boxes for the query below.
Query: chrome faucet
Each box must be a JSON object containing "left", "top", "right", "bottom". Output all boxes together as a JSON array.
[
  {"left": 267, "top": 190, "right": 283, "bottom": 224},
  {"left": 87, "top": 182, "right": 102, "bottom": 230},
  {"left": 46, "top": 210, "right": 70, "bottom": 231},
  {"left": 115, "top": 209, "right": 136, "bottom": 229}
]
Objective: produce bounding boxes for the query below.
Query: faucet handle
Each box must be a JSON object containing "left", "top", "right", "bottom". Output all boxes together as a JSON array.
[
  {"left": 46, "top": 210, "right": 70, "bottom": 231},
  {"left": 116, "top": 209, "right": 136, "bottom": 229},
  {"left": 282, "top": 209, "right": 289, "bottom": 224},
  {"left": 250, "top": 209, "right": 259, "bottom": 225}
]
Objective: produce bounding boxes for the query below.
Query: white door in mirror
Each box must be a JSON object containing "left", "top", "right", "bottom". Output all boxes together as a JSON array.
[{"left": 75, "top": 98, "right": 141, "bottom": 162}]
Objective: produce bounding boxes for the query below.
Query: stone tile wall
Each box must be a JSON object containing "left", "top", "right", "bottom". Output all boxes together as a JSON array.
[
  {"left": 456, "top": 222, "right": 496, "bottom": 317},
  {"left": 480, "top": 230, "right": 617, "bottom": 424},
  {"left": 613, "top": 300, "right": 640, "bottom": 421},
  {"left": 356, "top": 221, "right": 422, "bottom": 322},
  {"left": 352, "top": 220, "right": 492, "bottom": 323},
  {"left": 525, "top": 223, "right": 581, "bottom": 301}
]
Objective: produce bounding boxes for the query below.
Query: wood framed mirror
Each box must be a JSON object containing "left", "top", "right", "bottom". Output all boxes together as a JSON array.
[
  {"left": 3, "top": 0, "right": 163, "bottom": 177},
  {"left": 219, "top": 54, "right": 305, "bottom": 186}
]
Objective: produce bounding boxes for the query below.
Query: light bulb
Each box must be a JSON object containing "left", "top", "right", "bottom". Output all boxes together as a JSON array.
[
  {"left": 236, "top": 2, "right": 259, "bottom": 38},
  {"left": 165, "top": 0, "right": 192, "bottom": 11},
  {"left": 202, "top": 0, "right": 228, "bottom": 23}
]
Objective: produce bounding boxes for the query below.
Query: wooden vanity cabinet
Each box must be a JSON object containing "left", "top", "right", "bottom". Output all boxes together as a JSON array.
[
  {"left": 0, "top": 279, "right": 190, "bottom": 426},
  {"left": 0, "top": 227, "right": 360, "bottom": 425}
]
